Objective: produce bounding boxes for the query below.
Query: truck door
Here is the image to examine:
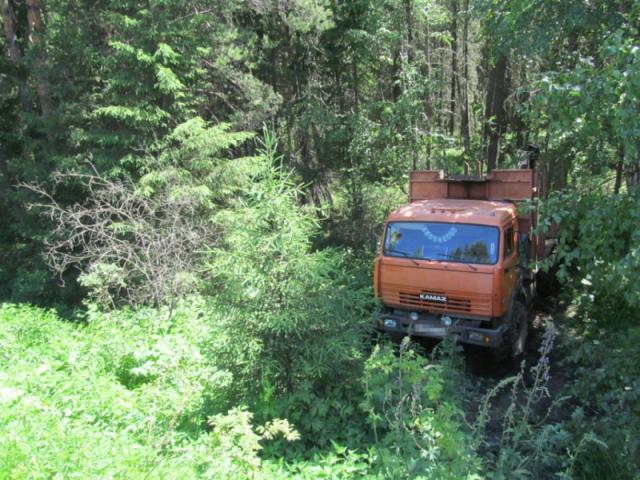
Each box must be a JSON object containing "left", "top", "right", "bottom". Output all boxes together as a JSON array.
[{"left": 502, "top": 224, "right": 519, "bottom": 312}]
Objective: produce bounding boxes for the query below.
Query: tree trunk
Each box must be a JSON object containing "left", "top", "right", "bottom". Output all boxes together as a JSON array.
[
  {"left": 1, "top": 0, "right": 31, "bottom": 111},
  {"left": 404, "top": 0, "right": 414, "bottom": 63},
  {"left": 486, "top": 55, "right": 508, "bottom": 171},
  {"left": 625, "top": 148, "right": 640, "bottom": 191},
  {"left": 614, "top": 143, "right": 624, "bottom": 194},
  {"left": 1, "top": 0, "right": 21, "bottom": 61},
  {"left": 449, "top": 0, "right": 458, "bottom": 136},
  {"left": 460, "top": 0, "right": 471, "bottom": 152},
  {"left": 424, "top": 20, "right": 432, "bottom": 169},
  {"left": 352, "top": 60, "right": 360, "bottom": 115},
  {"left": 404, "top": 0, "right": 417, "bottom": 170},
  {"left": 26, "top": 0, "right": 51, "bottom": 116},
  {"left": 391, "top": 50, "right": 401, "bottom": 101}
]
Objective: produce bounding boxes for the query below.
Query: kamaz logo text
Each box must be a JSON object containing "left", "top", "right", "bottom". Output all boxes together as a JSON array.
[{"left": 419, "top": 293, "right": 448, "bottom": 303}]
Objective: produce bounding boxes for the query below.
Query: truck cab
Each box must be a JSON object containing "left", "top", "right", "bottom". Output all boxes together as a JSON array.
[{"left": 374, "top": 168, "right": 543, "bottom": 357}]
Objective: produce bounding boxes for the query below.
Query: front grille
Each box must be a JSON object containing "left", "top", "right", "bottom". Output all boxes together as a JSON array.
[{"left": 389, "top": 289, "right": 491, "bottom": 315}]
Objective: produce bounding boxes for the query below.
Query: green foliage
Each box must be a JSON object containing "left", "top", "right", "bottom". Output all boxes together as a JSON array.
[
  {"left": 569, "top": 435, "right": 635, "bottom": 480},
  {"left": 0, "top": 303, "right": 304, "bottom": 479},
  {"left": 192, "top": 408, "right": 300, "bottom": 479},
  {"left": 203, "top": 133, "right": 375, "bottom": 446},
  {"left": 323, "top": 179, "right": 405, "bottom": 248},
  {"left": 540, "top": 187, "right": 640, "bottom": 320},
  {"left": 476, "top": 326, "right": 574, "bottom": 479},
  {"left": 0, "top": 1, "right": 280, "bottom": 306},
  {"left": 263, "top": 444, "right": 375, "bottom": 478},
  {"left": 0, "top": 303, "right": 491, "bottom": 479},
  {"left": 362, "top": 338, "right": 481, "bottom": 479},
  {"left": 562, "top": 324, "right": 640, "bottom": 477},
  {"left": 77, "top": 1, "right": 278, "bottom": 168}
]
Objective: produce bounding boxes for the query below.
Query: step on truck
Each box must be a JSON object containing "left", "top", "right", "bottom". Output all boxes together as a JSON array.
[{"left": 374, "top": 154, "right": 551, "bottom": 357}]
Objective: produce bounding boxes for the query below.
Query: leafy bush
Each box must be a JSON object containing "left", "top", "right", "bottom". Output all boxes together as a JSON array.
[
  {"left": 540, "top": 187, "right": 640, "bottom": 322},
  {"left": 0, "top": 303, "right": 298, "bottom": 479},
  {"left": 362, "top": 338, "right": 481, "bottom": 479},
  {"left": 474, "top": 326, "right": 575, "bottom": 479},
  {"left": 563, "top": 325, "right": 640, "bottom": 478},
  {"left": 322, "top": 179, "right": 405, "bottom": 248},
  {"left": 202, "top": 133, "right": 375, "bottom": 447},
  {"left": 23, "top": 119, "right": 254, "bottom": 309},
  {"left": 1, "top": 128, "right": 382, "bottom": 475}
]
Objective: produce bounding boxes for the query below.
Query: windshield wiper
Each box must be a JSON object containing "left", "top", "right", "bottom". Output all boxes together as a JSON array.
[
  {"left": 385, "top": 249, "right": 420, "bottom": 266},
  {"left": 435, "top": 252, "right": 459, "bottom": 260},
  {"left": 434, "top": 253, "right": 478, "bottom": 271},
  {"left": 386, "top": 248, "right": 410, "bottom": 257}
]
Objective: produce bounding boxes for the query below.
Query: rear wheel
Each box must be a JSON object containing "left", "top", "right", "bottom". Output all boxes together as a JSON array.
[{"left": 493, "top": 300, "right": 528, "bottom": 360}]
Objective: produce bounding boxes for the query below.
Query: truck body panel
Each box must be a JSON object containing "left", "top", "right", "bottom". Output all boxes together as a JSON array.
[
  {"left": 387, "top": 198, "right": 516, "bottom": 226},
  {"left": 379, "top": 260, "right": 494, "bottom": 317}
]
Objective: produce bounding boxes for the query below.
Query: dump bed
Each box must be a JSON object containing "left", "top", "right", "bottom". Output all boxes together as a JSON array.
[{"left": 409, "top": 169, "right": 535, "bottom": 203}]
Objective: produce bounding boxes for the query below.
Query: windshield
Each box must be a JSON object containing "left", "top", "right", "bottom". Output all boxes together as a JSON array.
[{"left": 384, "top": 222, "right": 499, "bottom": 265}]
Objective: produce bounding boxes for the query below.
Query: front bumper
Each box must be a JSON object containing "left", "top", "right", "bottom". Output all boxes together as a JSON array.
[{"left": 375, "top": 310, "right": 506, "bottom": 348}]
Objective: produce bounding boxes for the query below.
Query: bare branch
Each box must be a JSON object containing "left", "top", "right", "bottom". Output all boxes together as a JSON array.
[{"left": 20, "top": 171, "right": 218, "bottom": 308}]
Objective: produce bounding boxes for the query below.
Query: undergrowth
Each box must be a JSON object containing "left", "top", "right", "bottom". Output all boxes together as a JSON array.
[{"left": 2, "top": 300, "right": 638, "bottom": 479}]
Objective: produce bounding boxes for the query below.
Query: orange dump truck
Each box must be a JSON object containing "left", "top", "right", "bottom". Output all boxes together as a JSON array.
[{"left": 374, "top": 161, "right": 548, "bottom": 357}]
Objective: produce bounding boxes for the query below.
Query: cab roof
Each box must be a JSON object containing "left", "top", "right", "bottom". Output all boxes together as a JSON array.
[{"left": 387, "top": 199, "right": 516, "bottom": 227}]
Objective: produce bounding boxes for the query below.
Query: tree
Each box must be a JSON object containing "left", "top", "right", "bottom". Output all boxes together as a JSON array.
[
  {"left": 484, "top": 54, "right": 507, "bottom": 171},
  {"left": 448, "top": 0, "right": 458, "bottom": 137},
  {"left": 22, "top": 119, "right": 253, "bottom": 309},
  {"left": 26, "top": 0, "right": 50, "bottom": 115}
]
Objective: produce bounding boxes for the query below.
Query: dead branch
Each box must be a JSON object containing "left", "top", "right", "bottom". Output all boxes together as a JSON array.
[{"left": 20, "top": 170, "right": 218, "bottom": 308}]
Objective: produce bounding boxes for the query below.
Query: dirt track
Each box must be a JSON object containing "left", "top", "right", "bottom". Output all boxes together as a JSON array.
[{"left": 459, "top": 297, "right": 575, "bottom": 458}]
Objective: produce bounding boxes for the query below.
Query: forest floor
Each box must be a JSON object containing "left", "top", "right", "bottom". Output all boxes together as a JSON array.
[{"left": 461, "top": 296, "right": 576, "bottom": 456}]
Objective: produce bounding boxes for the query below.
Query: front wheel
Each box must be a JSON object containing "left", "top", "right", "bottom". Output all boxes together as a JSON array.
[{"left": 493, "top": 301, "right": 528, "bottom": 360}]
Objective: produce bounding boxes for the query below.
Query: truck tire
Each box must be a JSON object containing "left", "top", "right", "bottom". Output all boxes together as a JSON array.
[{"left": 493, "top": 300, "right": 528, "bottom": 360}]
